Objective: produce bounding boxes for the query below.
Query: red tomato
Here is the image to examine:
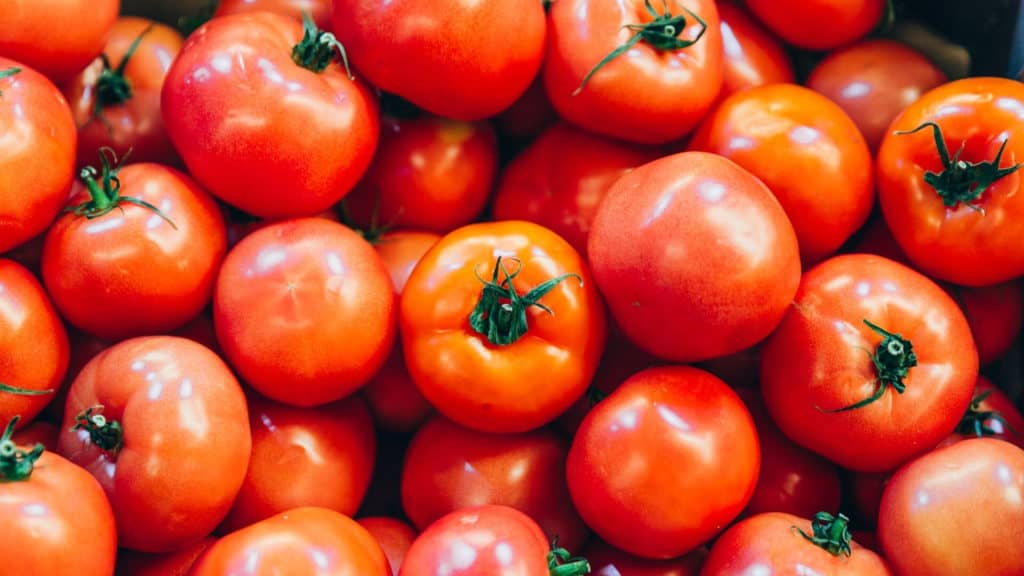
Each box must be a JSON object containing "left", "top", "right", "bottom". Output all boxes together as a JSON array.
[
  {"left": 400, "top": 221, "right": 607, "bottom": 433},
  {"left": 588, "top": 151, "right": 800, "bottom": 363},
  {"left": 215, "top": 0, "right": 333, "bottom": 28},
  {"left": 946, "top": 376, "right": 1024, "bottom": 449},
  {"left": 494, "top": 77, "right": 559, "bottom": 143},
  {"left": 584, "top": 539, "right": 706, "bottom": 576},
  {"left": 761, "top": 254, "right": 979, "bottom": 472},
  {"left": 162, "top": 12, "right": 379, "bottom": 219},
  {"left": 807, "top": 39, "right": 946, "bottom": 151},
  {"left": 567, "top": 366, "right": 760, "bottom": 559},
  {"left": 847, "top": 471, "right": 890, "bottom": 529},
  {"left": 375, "top": 231, "right": 442, "bottom": 295},
  {"left": 0, "top": 61, "right": 76, "bottom": 254},
  {"left": 116, "top": 537, "right": 216, "bottom": 576},
  {"left": 331, "top": 0, "right": 545, "bottom": 120},
  {"left": 950, "top": 281, "right": 1023, "bottom": 365},
  {"left": 224, "top": 207, "right": 340, "bottom": 248},
  {"left": 191, "top": 507, "right": 390, "bottom": 575},
  {"left": 879, "top": 438, "right": 1024, "bottom": 576},
  {"left": 745, "top": 0, "right": 885, "bottom": 51},
  {"left": 545, "top": 0, "right": 723, "bottom": 144},
  {"left": 716, "top": 1, "right": 795, "bottom": 102},
  {"left": 10, "top": 419, "right": 59, "bottom": 452},
  {"left": 877, "top": 78, "right": 1024, "bottom": 286},
  {"left": 41, "top": 158, "right": 227, "bottom": 340},
  {"left": 689, "top": 83, "right": 874, "bottom": 263},
  {"left": 214, "top": 218, "right": 396, "bottom": 407},
  {"left": 57, "top": 336, "right": 251, "bottom": 553},
  {"left": 492, "top": 123, "right": 660, "bottom": 257},
  {"left": 358, "top": 517, "right": 417, "bottom": 576}
]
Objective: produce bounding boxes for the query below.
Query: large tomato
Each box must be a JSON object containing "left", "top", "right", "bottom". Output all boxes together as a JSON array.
[
  {"left": 584, "top": 540, "right": 706, "bottom": 576},
  {"left": 215, "top": 0, "right": 333, "bottom": 28},
  {"left": 567, "top": 366, "right": 760, "bottom": 559},
  {"left": 400, "top": 221, "right": 606, "bottom": 433},
  {"left": 57, "top": 336, "right": 251, "bottom": 553},
  {"left": 358, "top": 517, "right": 417, "bottom": 576},
  {"left": 716, "top": 1, "right": 794, "bottom": 102},
  {"left": 116, "top": 537, "right": 216, "bottom": 576},
  {"left": 588, "top": 151, "right": 800, "bottom": 363},
  {"left": 745, "top": 0, "right": 885, "bottom": 51},
  {"left": 760, "top": 254, "right": 978, "bottom": 472},
  {"left": 162, "top": 12, "right": 379, "bottom": 219}
]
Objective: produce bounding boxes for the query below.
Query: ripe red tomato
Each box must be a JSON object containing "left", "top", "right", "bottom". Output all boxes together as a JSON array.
[
  {"left": 42, "top": 158, "right": 227, "bottom": 340},
  {"left": 716, "top": 1, "right": 795, "bottom": 102},
  {"left": 162, "top": 12, "right": 379, "bottom": 219},
  {"left": 400, "top": 221, "right": 606, "bottom": 433},
  {"left": 945, "top": 376, "right": 1024, "bottom": 449},
  {"left": 358, "top": 517, "right": 417, "bottom": 576},
  {"left": 950, "top": 281, "right": 1023, "bottom": 365},
  {"left": 331, "top": 0, "right": 545, "bottom": 120},
  {"left": 116, "top": 537, "right": 216, "bottom": 576},
  {"left": 567, "top": 366, "right": 760, "bottom": 559},
  {"left": 745, "top": 0, "right": 885, "bottom": 51},
  {"left": 761, "top": 254, "right": 979, "bottom": 472},
  {"left": 588, "top": 151, "right": 800, "bottom": 363},
  {"left": 0, "top": 60, "right": 76, "bottom": 254},
  {"left": 545, "top": 0, "right": 723, "bottom": 144},
  {"left": 215, "top": 0, "right": 333, "bottom": 28},
  {"left": 879, "top": 438, "right": 1024, "bottom": 576},
  {"left": 877, "top": 78, "right": 1024, "bottom": 286},
  {"left": 584, "top": 539, "right": 706, "bottom": 576},
  {"left": 57, "top": 336, "right": 252, "bottom": 553},
  {"left": 689, "top": 83, "right": 874, "bottom": 263}
]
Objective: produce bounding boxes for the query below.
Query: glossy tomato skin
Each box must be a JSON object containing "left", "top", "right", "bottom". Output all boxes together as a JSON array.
[
  {"left": 192, "top": 507, "right": 390, "bottom": 576},
  {"left": 879, "top": 438, "right": 1024, "bottom": 576},
  {"left": 0, "top": 59, "right": 76, "bottom": 254},
  {"left": 545, "top": 0, "right": 723, "bottom": 144},
  {"left": 57, "top": 336, "right": 252, "bottom": 553},
  {"left": 951, "top": 281, "right": 1023, "bottom": 365},
  {"left": 716, "top": 1, "right": 794, "bottom": 102},
  {"left": 116, "top": 537, "right": 216, "bottom": 576},
  {"left": 689, "top": 83, "right": 874, "bottom": 263},
  {"left": 588, "top": 151, "right": 800, "bottom": 363},
  {"left": 41, "top": 163, "right": 227, "bottom": 341},
  {"left": 162, "top": 12, "right": 379, "bottom": 219},
  {"left": 567, "top": 366, "right": 760, "bottom": 559},
  {"left": 877, "top": 78, "right": 1024, "bottom": 286},
  {"left": 215, "top": 0, "right": 332, "bottom": 28},
  {"left": 745, "top": 0, "right": 884, "bottom": 51},
  {"left": 761, "top": 254, "right": 978, "bottom": 472},
  {"left": 358, "top": 517, "right": 417, "bottom": 576},
  {"left": 215, "top": 218, "right": 396, "bottom": 407},
  {"left": 584, "top": 540, "right": 706, "bottom": 576}
]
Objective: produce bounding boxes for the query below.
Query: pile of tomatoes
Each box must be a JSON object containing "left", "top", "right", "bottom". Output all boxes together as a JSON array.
[{"left": 3, "top": 0, "right": 1024, "bottom": 574}]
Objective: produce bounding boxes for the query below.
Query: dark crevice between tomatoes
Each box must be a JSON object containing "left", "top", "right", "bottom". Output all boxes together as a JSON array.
[
  {"left": 292, "top": 13, "right": 354, "bottom": 78},
  {"left": 0, "top": 382, "right": 54, "bottom": 396},
  {"left": 338, "top": 191, "right": 403, "bottom": 245},
  {"left": 0, "top": 67, "right": 20, "bottom": 97},
  {"left": 178, "top": 0, "right": 220, "bottom": 37},
  {"left": 66, "top": 147, "right": 178, "bottom": 229},
  {"left": 792, "top": 512, "right": 853, "bottom": 558},
  {"left": 956, "top": 389, "right": 1019, "bottom": 438},
  {"left": 547, "top": 540, "right": 591, "bottom": 576},
  {"left": 89, "top": 24, "right": 155, "bottom": 131},
  {"left": 0, "top": 416, "right": 43, "bottom": 482},
  {"left": 73, "top": 405, "right": 124, "bottom": 456},
  {"left": 822, "top": 319, "right": 918, "bottom": 412}
]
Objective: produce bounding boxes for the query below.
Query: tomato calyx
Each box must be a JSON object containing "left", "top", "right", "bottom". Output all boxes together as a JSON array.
[
  {"left": 573, "top": 0, "right": 708, "bottom": 96},
  {"left": 469, "top": 256, "right": 582, "bottom": 346},
  {"left": 792, "top": 511, "right": 853, "bottom": 558},
  {"left": 547, "top": 539, "right": 591, "bottom": 576},
  {"left": 0, "top": 416, "right": 44, "bottom": 482},
  {"left": 72, "top": 405, "right": 125, "bottom": 456},
  {"left": 823, "top": 319, "right": 917, "bottom": 413},
  {"left": 0, "top": 382, "right": 54, "bottom": 396},
  {"left": 896, "top": 121, "right": 1022, "bottom": 210},
  {"left": 338, "top": 193, "right": 402, "bottom": 244},
  {"left": 292, "top": 13, "right": 354, "bottom": 78},
  {"left": 0, "top": 67, "right": 20, "bottom": 97},
  {"left": 955, "top": 390, "right": 1018, "bottom": 438},
  {"left": 65, "top": 147, "right": 178, "bottom": 229},
  {"left": 90, "top": 23, "right": 155, "bottom": 127}
]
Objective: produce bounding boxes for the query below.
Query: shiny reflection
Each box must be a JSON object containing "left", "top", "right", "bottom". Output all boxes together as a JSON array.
[
  {"left": 996, "top": 97, "right": 1024, "bottom": 117},
  {"left": 494, "top": 541, "right": 514, "bottom": 566},
  {"left": 22, "top": 503, "right": 48, "bottom": 517},
  {"left": 445, "top": 538, "right": 479, "bottom": 572},
  {"left": 704, "top": 202, "right": 777, "bottom": 269},
  {"left": 656, "top": 404, "right": 692, "bottom": 432},
  {"left": 841, "top": 81, "right": 870, "bottom": 99},
  {"left": 0, "top": 284, "right": 26, "bottom": 328},
  {"left": 289, "top": 429, "right": 325, "bottom": 466}
]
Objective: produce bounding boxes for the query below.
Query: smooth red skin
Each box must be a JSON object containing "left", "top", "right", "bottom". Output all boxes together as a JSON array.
[
  {"left": 0, "top": 451, "right": 117, "bottom": 575},
  {"left": 399, "top": 505, "right": 551, "bottom": 576},
  {"left": 584, "top": 540, "right": 706, "bottom": 576},
  {"left": 878, "top": 78, "right": 1024, "bottom": 286},
  {"left": 567, "top": 366, "right": 761, "bottom": 559},
  {"left": 0, "top": 260, "right": 69, "bottom": 428},
  {"left": 689, "top": 83, "right": 874, "bottom": 264},
  {"left": 191, "top": 507, "right": 390, "bottom": 576},
  {"left": 494, "top": 77, "right": 558, "bottom": 143},
  {"left": 847, "top": 471, "right": 890, "bottom": 529},
  {"left": 879, "top": 438, "right": 1024, "bottom": 576},
  {"left": 57, "top": 336, "right": 252, "bottom": 553},
  {"left": 162, "top": 12, "right": 379, "bottom": 219},
  {"left": 545, "top": 0, "right": 723, "bottom": 144},
  {"left": 702, "top": 512, "right": 893, "bottom": 575},
  {"left": 215, "top": 0, "right": 332, "bottom": 28},
  {"left": 117, "top": 537, "right": 216, "bottom": 576},
  {"left": 745, "top": 0, "right": 884, "bottom": 51},
  {"left": 331, "top": 0, "right": 545, "bottom": 121},
  {"left": 588, "top": 151, "right": 800, "bottom": 363},
  {"left": 42, "top": 329, "right": 109, "bottom": 423},
  {"left": 807, "top": 40, "right": 946, "bottom": 152},
  {"left": 760, "top": 254, "right": 979, "bottom": 472},
  {"left": 943, "top": 376, "right": 1024, "bottom": 449},
  {"left": 492, "top": 123, "right": 660, "bottom": 257},
  {"left": 358, "top": 517, "right": 417, "bottom": 576},
  {"left": 219, "top": 394, "right": 377, "bottom": 533},
  {"left": 345, "top": 117, "right": 498, "bottom": 234},
  {"left": 401, "top": 416, "right": 589, "bottom": 551},
  {"left": 0, "top": 59, "right": 76, "bottom": 254},
  {"left": 716, "top": 1, "right": 795, "bottom": 102},
  {"left": 42, "top": 163, "right": 227, "bottom": 340},
  {"left": 951, "top": 281, "right": 1023, "bottom": 365},
  {"left": 0, "top": 0, "right": 118, "bottom": 83},
  {"left": 11, "top": 420, "right": 60, "bottom": 452}
]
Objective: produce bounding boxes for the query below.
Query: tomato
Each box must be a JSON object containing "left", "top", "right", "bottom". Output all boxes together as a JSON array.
[
  {"left": 57, "top": 336, "right": 251, "bottom": 553},
  {"left": 945, "top": 376, "right": 1024, "bottom": 449},
  {"left": 492, "top": 123, "right": 660, "bottom": 257},
  {"left": 343, "top": 116, "right": 498, "bottom": 234},
  {"left": 0, "top": 0, "right": 118, "bottom": 83},
  {"left": 191, "top": 507, "right": 390, "bottom": 575},
  {"left": 544, "top": 0, "right": 723, "bottom": 144},
  {"left": 745, "top": 0, "right": 885, "bottom": 51},
  {"left": 760, "top": 254, "right": 979, "bottom": 472},
  {"left": 401, "top": 416, "right": 589, "bottom": 551},
  {"left": 41, "top": 157, "right": 227, "bottom": 341},
  {"left": 495, "top": 77, "right": 559, "bottom": 143},
  {"left": 702, "top": 512, "right": 892, "bottom": 575},
  {"left": 950, "top": 281, "right": 1023, "bottom": 365},
  {"left": 219, "top": 393, "right": 376, "bottom": 533},
  {"left": 878, "top": 438, "right": 1024, "bottom": 576},
  {"left": 689, "top": 83, "right": 874, "bottom": 264},
  {"left": 0, "top": 61, "right": 76, "bottom": 254},
  {"left": 224, "top": 207, "right": 340, "bottom": 248},
  {"left": 215, "top": 0, "right": 333, "bottom": 28},
  {"left": 877, "top": 78, "right": 1024, "bottom": 287},
  {"left": 215, "top": 218, "right": 395, "bottom": 407},
  {"left": 588, "top": 151, "right": 800, "bottom": 363},
  {"left": 162, "top": 12, "right": 379, "bottom": 219},
  {"left": 11, "top": 419, "right": 59, "bottom": 452},
  {"left": 807, "top": 39, "right": 946, "bottom": 151},
  {"left": 116, "top": 537, "right": 216, "bottom": 576},
  {"left": 567, "top": 366, "right": 760, "bottom": 559},
  {"left": 331, "top": 0, "right": 545, "bottom": 121},
  {"left": 358, "top": 517, "right": 417, "bottom": 576},
  {"left": 400, "top": 221, "right": 606, "bottom": 433},
  {"left": 584, "top": 540, "right": 706, "bottom": 576},
  {"left": 716, "top": 1, "right": 794, "bottom": 102},
  {"left": 847, "top": 471, "right": 890, "bottom": 528}
]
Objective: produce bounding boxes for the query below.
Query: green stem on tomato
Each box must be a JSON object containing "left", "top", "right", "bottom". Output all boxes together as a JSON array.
[
  {"left": 547, "top": 539, "right": 591, "bottom": 576},
  {"left": 822, "top": 319, "right": 917, "bottom": 413},
  {"left": 66, "top": 147, "right": 177, "bottom": 229},
  {"left": 72, "top": 405, "right": 125, "bottom": 456},
  {"left": 955, "top": 390, "right": 1019, "bottom": 438},
  {"left": 0, "top": 416, "right": 44, "bottom": 482},
  {"left": 91, "top": 23, "right": 156, "bottom": 128},
  {"left": 0, "top": 382, "right": 54, "bottom": 396},
  {"left": 792, "top": 512, "right": 854, "bottom": 558},
  {"left": 0, "top": 67, "right": 20, "bottom": 97},
  {"left": 291, "top": 12, "right": 353, "bottom": 78}
]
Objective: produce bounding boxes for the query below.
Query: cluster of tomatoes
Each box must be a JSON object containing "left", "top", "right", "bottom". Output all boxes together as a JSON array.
[{"left": 3, "top": 0, "right": 1024, "bottom": 574}]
